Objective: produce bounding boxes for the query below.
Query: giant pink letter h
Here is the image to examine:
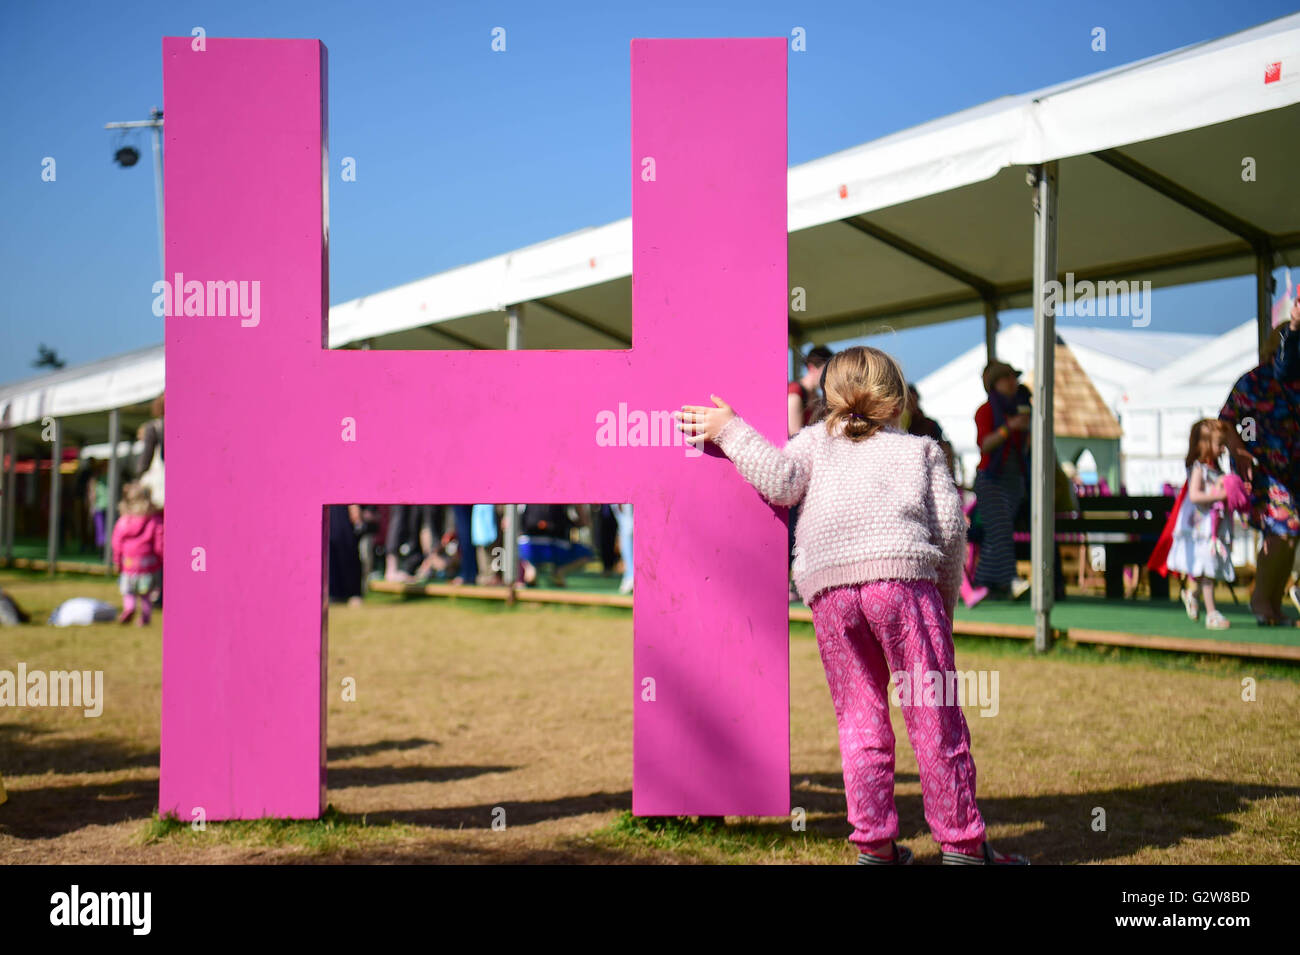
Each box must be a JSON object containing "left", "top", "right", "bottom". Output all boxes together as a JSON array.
[{"left": 160, "top": 37, "right": 790, "bottom": 819}]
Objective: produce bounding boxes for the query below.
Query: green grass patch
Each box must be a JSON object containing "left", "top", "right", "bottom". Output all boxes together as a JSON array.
[
  {"left": 795, "top": 616, "right": 1300, "bottom": 680},
  {"left": 138, "top": 804, "right": 418, "bottom": 854},
  {"left": 594, "top": 811, "right": 843, "bottom": 863}
]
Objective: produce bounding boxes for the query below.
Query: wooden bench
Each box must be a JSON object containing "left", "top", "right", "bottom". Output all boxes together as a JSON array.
[{"left": 1013, "top": 495, "right": 1178, "bottom": 600}]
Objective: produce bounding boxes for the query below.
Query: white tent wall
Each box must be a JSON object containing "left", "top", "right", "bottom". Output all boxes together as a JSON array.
[
  {"left": 1050, "top": 328, "right": 1213, "bottom": 405},
  {"left": 912, "top": 324, "right": 1211, "bottom": 483},
  {"left": 1119, "top": 319, "right": 1262, "bottom": 494},
  {"left": 914, "top": 321, "right": 1271, "bottom": 494}
]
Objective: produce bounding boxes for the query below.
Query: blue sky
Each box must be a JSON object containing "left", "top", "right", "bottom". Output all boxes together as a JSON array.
[{"left": 1, "top": 0, "right": 1295, "bottom": 386}]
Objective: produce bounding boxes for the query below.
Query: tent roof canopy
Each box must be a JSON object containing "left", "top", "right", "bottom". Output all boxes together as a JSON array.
[
  {"left": 329, "top": 11, "right": 1300, "bottom": 352},
  {"left": 0, "top": 344, "right": 163, "bottom": 448},
  {"left": 5, "top": 14, "right": 1299, "bottom": 447}
]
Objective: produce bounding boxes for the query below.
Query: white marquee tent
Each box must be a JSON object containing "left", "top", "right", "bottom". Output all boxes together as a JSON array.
[
  {"left": 911, "top": 321, "right": 1270, "bottom": 494},
  {"left": 329, "top": 13, "right": 1300, "bottom": 355},
  {"left": 1119, "top": 319, "right": 1264, "bottom": 492},
  {"left": 4, "top": 12, "right": 1300, "bottom": 645},
  {"left": 912, "top": 323, "right": 1215, "bottom": 482}
]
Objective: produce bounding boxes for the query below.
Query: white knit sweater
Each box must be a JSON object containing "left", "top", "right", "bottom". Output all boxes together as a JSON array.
[{"left": 714, "top": 416, "right": 967, "bottom": 615}]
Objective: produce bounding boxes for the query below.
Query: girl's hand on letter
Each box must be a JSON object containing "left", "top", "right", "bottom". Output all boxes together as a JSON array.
[{"left": 675, "top": 395, "right": 735, "bottom": 445}]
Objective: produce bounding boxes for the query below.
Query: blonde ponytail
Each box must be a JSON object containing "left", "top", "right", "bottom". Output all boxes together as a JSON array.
[{"left": 821, "top": 346, "right": 907, "bottom": 442}]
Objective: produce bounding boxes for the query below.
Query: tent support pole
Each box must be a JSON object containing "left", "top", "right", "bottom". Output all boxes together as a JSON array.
[
  {"left": 1, "top": 429, "right": 14, "bottom": 560},
  {"left": 1256, "top": 243, "right": 1274, "bottom": 360},
  {"left": 104, "top": 408, "right": 121, "bottom": 566},
  {"left": 47, "top": 417, "right": 62, "bottom": 575},
  {"left": 1029, "top": 163, "right": 1058, "bottom": 653},
  {"left": 983, "top": 297, "right": 999, "bottom": 364},
  {"left": 4, "top": 431, "right": 14, "bottom": 561},
  {"left": 789, "top": 328, "right": 806, "bottom": 383},
  {"left": 503, "top": 305, "right": 523, "bottom": 586}
]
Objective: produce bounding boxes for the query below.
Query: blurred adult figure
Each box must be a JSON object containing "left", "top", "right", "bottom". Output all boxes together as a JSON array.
[
  {"left": 136, "top": 394, "right": 165, "bottom": 506},
  {"left": 788, "top": 345, "right": 833, "bottom": 437},
  {"left": 596, "top": 504, "right": 620, "bottom": 575},
  {"left": 328, "top": 504, "right": 363, "bottom": 606},
  {"left": 1220, "top": 305, "right": 1300, "bottom": 626},
  {"left": 906, "top": 383, "right": 956, "bottom": 478},
  {"left": 973, "top": 362, "right": 1031, "bottom": 599},
  {"left": 785, "top": 346, "right": 833, "bottom": 602},
  {"left": 518, "top": 504, "right": 593, "bottom": 587},
  {"left": 354, "top": 505, "right": 381, "bottom": 584},
  {"left": 450, "top": 504, "right": 479, "bottom": 585},
  {"left": 471, "top": 504, "right": 503, "bottom": 584},
  {"left": 90, "top": 460, "right": 110, "bottom": 551},
  {"left": 384, "top": 504, "right": 447, "bottom": 582},
  {"left": 136, "top": 393, "right": 165, "bottom": 606}
]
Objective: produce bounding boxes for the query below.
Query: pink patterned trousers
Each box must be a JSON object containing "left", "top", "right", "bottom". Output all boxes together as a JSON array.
[{"left": 809, "top": 578, "right": 985, "bottom": 854}]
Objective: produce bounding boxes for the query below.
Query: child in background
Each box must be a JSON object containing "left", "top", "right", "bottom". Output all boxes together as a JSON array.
[
  {"left": 1168, "top": 420, "right": 1234, "bottom": 630},
  {"left": 111, "top": 482, "right": 164, "bottom": 625},
  {"left": 676, "top": 345, "right": 1027, "bottom": 865}
]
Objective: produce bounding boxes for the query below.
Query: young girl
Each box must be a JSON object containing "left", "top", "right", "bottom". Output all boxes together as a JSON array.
[
  {"left": 1168, "top": 420, "right": 1235, "bottom": 629},
  {"left": 111, "top": 482, "right": 164, "bottom": 625},
  {"left": 676, "top": 346, "right": 1027, "bottom": 865}
]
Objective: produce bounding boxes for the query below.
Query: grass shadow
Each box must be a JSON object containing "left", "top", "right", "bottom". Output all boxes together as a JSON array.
[
  {"left": 327, "top": 738, "right": 440, "bottom": 761},
  {"left": 0, "top": 722, "right": 158, "bottom": 776},
  {"left": 606, "top": 777, "right": 1300, "bottom": 864},
  {"left": 327, "top": 764, "right": 514, "bottom": 788}
]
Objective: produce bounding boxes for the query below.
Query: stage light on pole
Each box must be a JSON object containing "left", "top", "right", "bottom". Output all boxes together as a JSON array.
[{"left": 105, "top": 107, "right": 165, "bottom": 279}]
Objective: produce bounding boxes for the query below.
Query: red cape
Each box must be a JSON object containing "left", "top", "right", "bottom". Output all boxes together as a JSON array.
[{"left": 1146, "top": 483, "right": 1188, "bottom": 577}]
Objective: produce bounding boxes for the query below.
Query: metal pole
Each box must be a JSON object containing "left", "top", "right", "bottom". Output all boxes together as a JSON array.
[
  {"left": 150, "top": 107, "right": 166, "bottom": 280},
  {"left": 47, "top": 417, "right": 62, "bottom": 574},
  {"left": 1255, "top": 243, "right": 1274, "bottom": 361},
  {"left": 1, "top": 429, "right": 13, "bottom": 560},
  {"left": 789, "top": 330, "right": 806, "bottom": 382},
  {"left": 104, "top": 408, "right": 121, "bottom": 566},
  {"left": 1029, "top": 163, "right": 1059, "bottom": 652},
  {"left": 3, "top": 431, "right": 15, "bottom": 561},
  {"left": 983, "top": 297, "right": 999, "bottom": 364},
  {"left": 503, "top": 305, "right": 523, "bottom": 585}
]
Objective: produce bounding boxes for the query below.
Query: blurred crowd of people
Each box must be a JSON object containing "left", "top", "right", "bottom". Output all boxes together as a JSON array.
[
  {"left": 327, "top": 501, "right": 633, "bottom": 605},
  {"left": 71, "top": 395, "right": 170, "bottom": 623}
]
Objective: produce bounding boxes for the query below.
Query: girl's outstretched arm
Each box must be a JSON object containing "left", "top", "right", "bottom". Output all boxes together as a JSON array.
[{"left": 676, "top": 396, "right": 813, "bottom": 507}]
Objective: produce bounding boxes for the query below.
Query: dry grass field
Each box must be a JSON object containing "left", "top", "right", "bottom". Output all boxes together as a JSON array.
[{"left": 1, "top": 569, "right": 1297, "bottom": 864}]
